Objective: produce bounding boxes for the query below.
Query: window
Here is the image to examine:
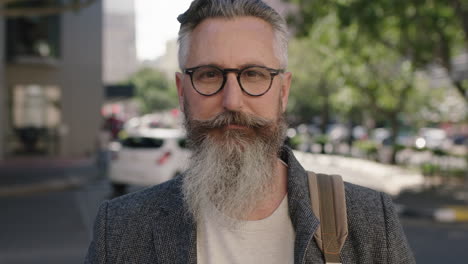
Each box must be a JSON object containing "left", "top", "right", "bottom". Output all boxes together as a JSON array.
[
  {"left": 13, "top": 85, "right": 61, "bottom": 129},
  {"left": 178, "top": 138, "right": 188, "bottom": 149},
  {"left": 11, "top": 84, "right": 62, "bottom": 154},
  {"left": 6, "top": 0, "right": 61, "bottom": 62},
  {"left": 121, "top": 137, "right": 165, "bottom": 149}
]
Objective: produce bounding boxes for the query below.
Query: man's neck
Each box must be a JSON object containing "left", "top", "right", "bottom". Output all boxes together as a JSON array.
[{"left": 245, "top": 159, "right": 288, "bottom": 220}]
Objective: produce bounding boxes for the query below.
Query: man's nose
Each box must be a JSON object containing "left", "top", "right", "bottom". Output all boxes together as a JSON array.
[{"left": 222, "top": 73, "right": 243, "bottom": 111}]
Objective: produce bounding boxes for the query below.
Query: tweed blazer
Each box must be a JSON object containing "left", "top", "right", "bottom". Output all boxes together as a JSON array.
[{"left": 85, "top": 147, "right": 415, "bottom": 263}]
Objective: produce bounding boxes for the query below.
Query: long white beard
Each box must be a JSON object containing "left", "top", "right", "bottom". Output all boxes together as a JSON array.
[{"left": 182, "top": 111, "right": 286, "bottom": 225}]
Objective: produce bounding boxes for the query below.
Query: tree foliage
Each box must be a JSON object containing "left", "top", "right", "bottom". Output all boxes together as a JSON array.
[
  {"left": 286, "top": 0, "right": 468, "bottom": 101},
  {"left": 127, "top": 68, "right": 178, "bottom": 114},
  {"left": 287, "top": 12, "right": 449, "bottom": 163},
  {"left": 287, "top": 15, "right": 343, "bottom": 129},
  {"left": 288, "top": 14, "right": 424, "bottom": 125}
]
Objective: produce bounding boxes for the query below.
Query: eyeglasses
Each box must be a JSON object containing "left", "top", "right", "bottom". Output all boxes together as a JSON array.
[{"left": 183, "top": 65, "right": 284, "bottom": 96}]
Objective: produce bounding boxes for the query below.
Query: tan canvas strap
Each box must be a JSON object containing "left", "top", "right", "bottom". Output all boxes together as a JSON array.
[{"left": 308, "top": 172, "right": 348, "bottom": 264}]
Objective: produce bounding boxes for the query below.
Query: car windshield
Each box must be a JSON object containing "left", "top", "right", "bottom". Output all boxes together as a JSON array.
[{"left": 121, "top": 137, "right": 164, "bottom": 148}]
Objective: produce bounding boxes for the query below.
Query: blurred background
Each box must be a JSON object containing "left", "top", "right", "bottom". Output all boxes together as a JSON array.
[{"left": 0, "top": 0, "right": 466, "bottom": 263}]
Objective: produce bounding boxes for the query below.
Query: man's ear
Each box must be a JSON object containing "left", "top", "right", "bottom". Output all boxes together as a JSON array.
[
  {"left": 175, "top": 72, "right": 185, "bottom": 112},
  {"left": 280, "top": 72, "right": 292, "bottom": 113}
]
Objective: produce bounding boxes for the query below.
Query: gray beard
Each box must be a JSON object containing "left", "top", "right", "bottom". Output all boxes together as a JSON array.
[{"left": 181, "top": 110, "right": 287, "bottom": 225}]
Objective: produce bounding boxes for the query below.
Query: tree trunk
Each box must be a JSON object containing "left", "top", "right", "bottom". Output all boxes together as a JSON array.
[
  {"left": 388, "top": 113, "right": 400, "bottom": 165},
  {"left": 453, "top": 81, "right": 467, "bottom": 102},
  {"left": 452, "top": 0, "right": 468, "bottom": 51},
  {"left": 319, "top": 79, "right": 329, "bottom": 154}
]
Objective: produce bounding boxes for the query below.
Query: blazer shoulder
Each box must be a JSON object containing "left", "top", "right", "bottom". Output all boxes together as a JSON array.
[
  {"left": 86, "top": 178, "right": 186, "bottom": 264},
  {"left": 344, "top": 181, "right": 388, "bottom": 210},
  {"left": 342, "top": 182, "right": 415, "bottom": 263},
  {"left": 343, "top": 182, "right": 391, "bottom": 235},
  {"left": 106, "top": 177, "right": 183, "bottom": 219}
]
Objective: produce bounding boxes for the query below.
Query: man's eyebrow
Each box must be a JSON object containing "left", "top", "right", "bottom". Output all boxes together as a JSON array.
[
  {"left": 189, "top": 62, "right": 269, "bottom": 69},
  {"left": 185, "top": 63, "right": 220, "bottom": 69},
  {"left": 238, "top": 62, "right": 268, "bottom": 68}
]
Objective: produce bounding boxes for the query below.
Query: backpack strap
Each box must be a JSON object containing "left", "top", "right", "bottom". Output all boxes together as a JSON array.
[{"left": 307, "top": 171, "right": 348, "bottom": 264}]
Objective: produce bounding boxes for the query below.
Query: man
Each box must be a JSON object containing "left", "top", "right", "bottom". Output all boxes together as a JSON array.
[{"left": 85, "top": 0, "right": 415, "bottom": 263}]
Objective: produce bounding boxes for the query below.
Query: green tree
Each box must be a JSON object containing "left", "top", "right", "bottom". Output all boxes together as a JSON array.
[
  {"left": 288, "top": 14, "right": 442, "bottom": 163},
  {"left": 128, "top": 68, "right": 178, "bottom": 114},
  {"left": 286, "top": 0, "right": 468, "bottom": 102},
  {"left": 288, "top": 15, "right": 343, "bottom": 132},
  {"left": 288, "top": 15, "right": 370, "bottom": 154},
  {"left": 341, "top": 36, "right": 419, "bottom": 163}
]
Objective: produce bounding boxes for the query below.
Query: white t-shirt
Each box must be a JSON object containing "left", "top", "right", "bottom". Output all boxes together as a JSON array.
[{"left": 197, "top": 195, "right": 295, "bottom": 264}]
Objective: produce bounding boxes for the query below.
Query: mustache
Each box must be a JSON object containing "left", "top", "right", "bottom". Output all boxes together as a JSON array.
[
  {"left": 189, "top": 111, "right": 273, "bottom": 130},
  {"left": 185, "top": 111, "right": 276, "bottom": 145}
]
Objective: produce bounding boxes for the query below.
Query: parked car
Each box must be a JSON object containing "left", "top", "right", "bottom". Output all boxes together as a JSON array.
[
  {"left": 371, "top": 128, "right": 414, "bottom": 147},
  {"left": 371, "top": 128, "right": 390, "bottom": 145},
  {"left": 109, "top": 128, "right": 191, "bottom": 196},
  {"left": 414, "top": 128, "right": 450, "bottom": 150},
  {"left": 451, "top": 134, "right": 467, "bottom": 146},
  {"left": 327, "top": 124, "right": 350, "bottom": 143}
]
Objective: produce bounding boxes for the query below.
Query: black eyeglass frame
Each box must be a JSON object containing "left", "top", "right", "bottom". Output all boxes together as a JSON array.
[{"left": 183, "top": 65, "right": 285, "bottom": 97}]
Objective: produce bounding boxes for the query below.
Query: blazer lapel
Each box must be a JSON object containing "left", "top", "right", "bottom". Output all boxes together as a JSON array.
[
  {"left": 282, "top": 147, "right": 321, "bottom": 263},
  {"left": 152, "top": 177, "right": 197, "bottom": 264}
]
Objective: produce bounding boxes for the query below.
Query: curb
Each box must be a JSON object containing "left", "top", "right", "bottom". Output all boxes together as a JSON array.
[
  {"left": 0, "top": 175, "right": 87, "bottom": 197},
  {"left": 398, "top": 204, "right": 468, "bottom": 223},
  {"left": 434, "top": 206, "right": 468, "bottom": 223}
]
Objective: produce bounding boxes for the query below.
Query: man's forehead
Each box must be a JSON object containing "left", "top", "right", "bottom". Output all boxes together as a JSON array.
[
  {"left": 186, "top": 16, "right": 279, "bottom": 68},
  {"left": 193, "top": 16, "right": 274, "bottom": 34}
]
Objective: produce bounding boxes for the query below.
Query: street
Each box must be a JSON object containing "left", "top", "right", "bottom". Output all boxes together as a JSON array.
[
  {"left": 0, "top": 182, "right": 104, "bottom": 264},
  {"left": 402, "top": 218, "right": 468, "bottom": 263},
  {"left": 1, "top": 177, "right": 468, "bottom": 263}
]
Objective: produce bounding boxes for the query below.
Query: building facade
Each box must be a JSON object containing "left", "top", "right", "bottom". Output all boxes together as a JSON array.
[
  {"left": 0, "top": 15, "right": 5, "bottom": 160},
  {"left": 0, "top": 1, "right": 103, "bottom": 159},
  {"left": 103, "top": 0, "right": 137, "bottom": 84}
]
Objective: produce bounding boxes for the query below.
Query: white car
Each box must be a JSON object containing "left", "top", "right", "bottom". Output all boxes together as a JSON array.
[
  {"left": 414, "top": 128, "right": 450, "bottom": 150},
  {"left": 109, "top": 128, "right": 191, "bottom": 196}
]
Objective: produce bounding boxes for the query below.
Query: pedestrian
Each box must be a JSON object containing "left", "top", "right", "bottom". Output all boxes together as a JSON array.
[
  {"left": 104, "top": 114, "right": 122, "bottom": 141},
  {"left": 96, "top": 121, "right": 111, "bottom": 176},
  {"left": 85, "top": 0, "right": 415, "bottom": 263}
]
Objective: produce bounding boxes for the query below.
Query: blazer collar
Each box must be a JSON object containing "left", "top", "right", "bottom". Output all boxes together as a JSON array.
[{"left": 281, "top": 146, "right": 320, "bottom": 263}]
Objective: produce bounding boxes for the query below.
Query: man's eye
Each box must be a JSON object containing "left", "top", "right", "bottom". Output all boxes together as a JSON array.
[
  {"left": 203, "top": 71, "right": 217, "bottom": 78},
  {"left": 197, "top": 70, "right": 220, "bottom": 80},
  {"left": 243, "top": 69, "right": 267, "bottom": 79},
  {"left": 245, "top": 71, "right": 260, "bottom": 77}
]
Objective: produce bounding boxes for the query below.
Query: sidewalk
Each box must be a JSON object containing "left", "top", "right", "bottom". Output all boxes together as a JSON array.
[
  {"left": 293, "top": 150, "right": 425, "bottom": 195},
  {"left": 0, "top": 155, "right": 110, "bottom": 264},
  {"left": 0, "top": 157, "right": 100, "bottom": 197},
  {"left": 293, "top": 151, "right": 468, "bottom": 223}
]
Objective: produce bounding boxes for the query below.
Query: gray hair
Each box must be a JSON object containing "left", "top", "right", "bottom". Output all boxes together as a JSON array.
[{"left": 177, "top": 0, "right": 289, "bottom": 69}]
